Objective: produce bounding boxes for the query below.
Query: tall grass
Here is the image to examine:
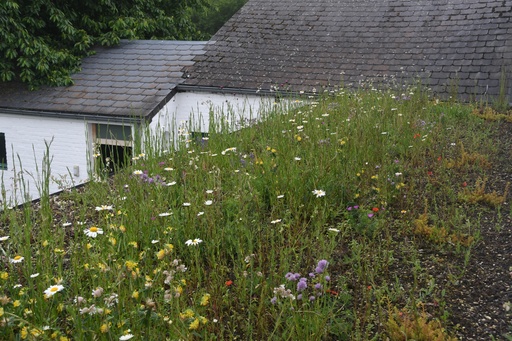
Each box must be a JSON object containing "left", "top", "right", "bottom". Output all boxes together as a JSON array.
[{"left": 0, "top": 86, "right": 501, "bottom": 340}]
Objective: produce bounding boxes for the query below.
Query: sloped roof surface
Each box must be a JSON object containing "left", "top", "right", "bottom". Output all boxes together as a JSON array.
[
  {"left": 0, "top": 40, "right": 206, "bottom": 118},
  {"left": 184, "top": 0, "right": 512, "bottom": 99}
]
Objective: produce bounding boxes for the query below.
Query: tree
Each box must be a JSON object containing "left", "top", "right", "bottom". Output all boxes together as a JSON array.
[
  {"left": 0, "top": 0, "right": 211, "bottom": 89},
  {"left": 194, "top": 0, "right": 248, "bottom": 37}
]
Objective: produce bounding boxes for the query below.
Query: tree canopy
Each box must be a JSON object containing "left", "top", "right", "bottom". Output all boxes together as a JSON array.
[{"left": 0, "top": 0, "right": 211, "bottom": 89}]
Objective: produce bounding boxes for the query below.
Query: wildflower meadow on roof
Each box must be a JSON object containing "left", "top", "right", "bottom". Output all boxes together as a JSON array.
[{"left": 0, "top": 85, "right": 499, "bottom": 340}]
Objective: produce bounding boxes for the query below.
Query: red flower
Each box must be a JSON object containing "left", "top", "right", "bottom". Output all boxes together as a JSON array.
[
  {"left": 413, "top": 133, "right": 421, "bottom": 139},
  {"left": 225, "top": 280, "right": 233, "bottom": 287},
  {"left": 326, "top": 289, "right": 338, "bottom": 296},
  {"left": 372, "top": 207, "right": 379, "bottom": 212},
  {"left": 462, "top": 181, "right": 467, "bottom": 187},
  {"left": 427, "top": 171, "right": 433, "bottom": 176}
]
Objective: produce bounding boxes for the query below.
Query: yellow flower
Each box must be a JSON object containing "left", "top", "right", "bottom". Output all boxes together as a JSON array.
[
  {"left": 199, "top": 316, "right": 208, "bottom": 324},
  {"left": 57, "top": 303, "right": 64, "bottom": 312},
  {"left": 100, "top": 323, "right": 109, "bottom": 333},
  {"left": 42, "top": 240, "right": 49, "bottom": 247},
  {"left": 60, "top": 337, "right": 69, "bottom": 341},
  {"left": 200, "top": 293, "right": 210, "bottom": 306},
  {"left": 128, "top": 241, "right": 138, "bottom": 248},
  {"left": 119, "top": 225, "right": 126, "bottom": 233},
  {"left": 0, "top": 272, "right": 8, "bottom": 280},
  {"left": 21, "top": 327, "right": 28, "bottom": 339},
  {"left": 109, "top": 237, "right": 117, "bottom": 246},
  {"left": 86, "top": 243, "right": 92, "bottom": 250},
  {"left": 371, "top": 175, "right": 378, "bottom": 180},
  {"left": 189, "top": 318, "right": 200, "bottom": 330},
  {"left": 132, "top": 291, "right": 139, "bottom": 299},
  {"left": 13, "top": 300, "right": 20, "bottom": 307},
  {"left": 175, "top": 286, "right": 183, "bottom": 295},
  {"left": 295, "top": 135, "right": 302, "bottom": 142},
  {"left": 125, "top": 260, "right": 138, "bottom": 271},
  {"left": 30, "top": 328, "right": 41, "bottom": 337},
  {"left": 156, "top": 249, "right": 166, "bottom": 260},
  {"left": 179, "top": 308, "right": 194, "bottom": 320},
  {"left": 165, "top": 243, "right": 174, "bottom": 251},
  {"left": 0, "top": 307, "right": 3, "bottom": 317}
]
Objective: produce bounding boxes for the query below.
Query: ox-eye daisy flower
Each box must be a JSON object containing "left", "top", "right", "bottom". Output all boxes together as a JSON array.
[
  {"left": 0, "top": 236, "right": 10, "bottom": 241},
  {"left": 119, "top": 334, "right": 134, "bottom": 340},
  {"left": 84, "top": 226, "right": 104, "bottom": 238},
  {"left": 312, "top": 189, "right": 326, "bottom": 198},
  {"left": 185, "top": 238, "right": 203, "bottom": 246},
  {"left": 10, "top": 255, "right": 24, "bottom": 263},
  {"left": 133, "top": 170, "right": 143, "bottom": 175},
  {"left": 44, "top": 284, "right": 64, "bottom": 297},
  {"left": 158, "top": 212, "right": 172, "bottom": 217},
  {"left": 95, "top": 205, "right": 113, "bottom": 211},
  {"left": 204, "top": 200, "right": 213, "bottom": 206}
]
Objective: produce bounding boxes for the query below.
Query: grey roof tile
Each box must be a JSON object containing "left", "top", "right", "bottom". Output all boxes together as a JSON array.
[
  {"left": 0, "top": 40, "right": 207, "bottom": 118},
  {"left": 184, "top": 0, "right": 511, "bottom": 100}
]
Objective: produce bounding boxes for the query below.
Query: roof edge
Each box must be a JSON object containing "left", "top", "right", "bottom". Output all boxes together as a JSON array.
[
  {"left": 177, "top": 84, "right": 320, "bottom": 98},
  {"left": 0, "top": 107, "right": 144, "bottom": 124}
]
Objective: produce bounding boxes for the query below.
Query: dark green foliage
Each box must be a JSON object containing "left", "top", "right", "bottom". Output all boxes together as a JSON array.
[
  {"left": 194, "top": 0, "right": 248, "bottom": 37},
  {"left": 0, "top": 0, "right": 210, "bottom": 89}
]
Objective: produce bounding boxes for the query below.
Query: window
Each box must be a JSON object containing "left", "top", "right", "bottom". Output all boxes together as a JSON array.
[
  {"left": 0, "top": 133, "right": 6, "bottom": 170},
  {"left": 92, "top": 124, "right": 133, "bottom": 174}
]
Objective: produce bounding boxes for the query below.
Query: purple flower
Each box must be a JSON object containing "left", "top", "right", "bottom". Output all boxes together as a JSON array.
[
  {"left": 297, "top": 279, "right": 308, "bottom": 292},
  {"left": 367, "top": 213, "right": 374, "bottom": 218},
  {"left": 285, "top": 272, "right": 301, "bottom": 281},
  {"left": 347, "top": 206, "right": 352, "bottom": 211},
  {"left": 315, "top": 260, "right": 329, "bottom": 274},
  {"left": 297, "top": 294, "right": 303, "bottom": 300},
  {"left": 309, "top": 296, "right": 315, "bottom": 302},
  {"left": 324, "top": 275, "right": 331, "bottom": 282},
  {"left": 314, "top": 283, "right": 323, "bottom": 290},
  {"left": 353, "top": 205, "right": 359, "bottom": 209},
  {"left": 271, "top": 297, "right": 277, "bottom": 304},
  {"left": 309, "top": 272, "right": 316, "bottom": 278}
]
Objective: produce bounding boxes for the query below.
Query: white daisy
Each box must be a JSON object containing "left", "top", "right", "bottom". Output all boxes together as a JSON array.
[
  {"left": 119, "top": 334, "right": 134, "bottom": 340},
  {"left": 185, "top": 238, "right": 203, "bottom": 246},
  {"left": 204, "top": 200, "right": 213, "bottom": 206},
  {"left": 312, "top": 189, "right": 326, "bottom": 198},
  {"left": 44, "top": 284, "right": 64, "bottom": 297},
  {"left": 133, "top": 170, "right": 143, "bottom": 175},
  {"left": 9, "top": 255, "right": 24, "bottom": 263},
  {"left": 84, "top": 226, "right": 104, "bottom": 238}
]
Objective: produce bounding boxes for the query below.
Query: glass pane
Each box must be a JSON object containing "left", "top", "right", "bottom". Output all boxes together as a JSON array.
[
  {"left": 96, "top": 124, "right": 132, "bottom": 140},
  {"left": 0, "top": 133, "right": 6, "bottom": 170}
]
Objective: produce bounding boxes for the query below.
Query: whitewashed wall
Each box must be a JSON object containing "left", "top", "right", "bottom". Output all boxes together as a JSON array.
[
  {"left": 149, "top": 91, "right": 278, "bottom": 148},
  {"left": 0, "top": 113, "right": 90, "bottom": 206}
]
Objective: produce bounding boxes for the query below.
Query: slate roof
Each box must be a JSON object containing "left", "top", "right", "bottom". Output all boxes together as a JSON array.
[
  {"left": 0, "top": 40, "right": 206, "bottom": 120},
  {"left": 184, "top": 0, "right": 512, "bottom": 101}
]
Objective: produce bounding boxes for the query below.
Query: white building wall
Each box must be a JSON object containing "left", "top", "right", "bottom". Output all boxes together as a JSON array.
[
  {"left": 0, "top": 114, "right": 90, "bottom": 206},
  {"left": 149, "top": 91, "right": 277, "bottom": 147}
]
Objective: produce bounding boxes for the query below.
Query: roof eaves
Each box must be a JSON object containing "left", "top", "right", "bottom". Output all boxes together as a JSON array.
[
  {"left": 0, "top": 107, "right": 144, "bottom": 124},
  {"left": 176, "top": 84, "right": 321, "bottom": 98}
]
